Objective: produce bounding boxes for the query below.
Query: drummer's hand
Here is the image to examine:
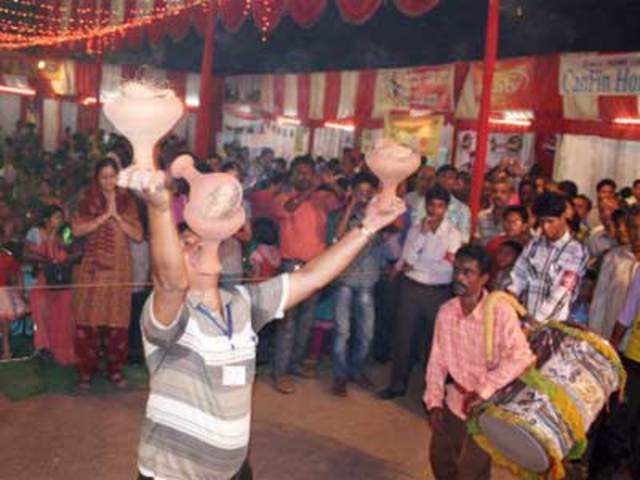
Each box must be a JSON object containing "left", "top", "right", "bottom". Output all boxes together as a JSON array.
[
  {"left": 118, "top": 166, "right": 169, "bottom": 211},
  {"left": 462, "top": 392, "right": 483, "bottom": 417},
  {"left": 521, "top": 316, "right": 542, "bottom": 337},
  {"left": 564, "top": 321, "right": 589, "bottom": 331},
  {"left": 427, "top": 407, "right": 444, "bottom": 433}
]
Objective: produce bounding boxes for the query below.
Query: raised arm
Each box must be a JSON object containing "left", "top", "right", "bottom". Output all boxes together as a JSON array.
[
  {"left": 286, "top": 196, "right": 406, "bottom": 309},
  {"left": 118, "top": 167, "right": 188, "bottom": 326}
]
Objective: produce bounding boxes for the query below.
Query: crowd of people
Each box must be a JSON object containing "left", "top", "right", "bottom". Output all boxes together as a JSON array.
[{"left": 1, "top": 121, "right": 640, "bottom": 479}]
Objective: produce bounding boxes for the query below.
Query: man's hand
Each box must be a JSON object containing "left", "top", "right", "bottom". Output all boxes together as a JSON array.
[
  {"left": 118, "top": 166, "right": 169, "bottom": 211},
  {"left": 428, "top": 407, "right": 444, "bottom": 433},
  {"left": 362, "top": 195, "right": 406, "bottom": 233},
  {"left": 462, "top": 392, "right": 483, "bottom": 417}
]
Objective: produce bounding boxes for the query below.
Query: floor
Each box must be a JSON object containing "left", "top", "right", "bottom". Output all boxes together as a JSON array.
[{"left": 0, "top": 365, "right": 516, "bottom": 480}]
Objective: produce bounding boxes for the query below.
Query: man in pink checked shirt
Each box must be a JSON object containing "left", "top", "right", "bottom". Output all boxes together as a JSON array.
[{"left": 424, "top": 244, "right": 534, "bottom": 480}]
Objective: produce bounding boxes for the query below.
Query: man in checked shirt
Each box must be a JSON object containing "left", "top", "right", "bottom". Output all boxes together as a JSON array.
[
  {"left": 425, "top": 245, "right": 535, "bottom": 479},
  {"left": 507, "top": 191, "right": 588, "bottom": 325}
]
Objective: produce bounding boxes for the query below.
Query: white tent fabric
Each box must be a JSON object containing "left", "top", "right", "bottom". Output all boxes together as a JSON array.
[
  {"left": 186, "top": 112, "right": 197, "bottom": 150},
  {"left": 312, "top": 127, "right": 354, "bottom": 159},
  {"left": 554, "top": 134, "right": 640, "bottom": 198},
  {"left": 185, "top": 73, "right": 201, "bottom": 108},
  {"left": 42, "top": 98, "right": 60, "bottom": 152},
  {"left": 0, "top": 93, "right": 20, "bottom": 136},
  {"left": 99, "top": 108, "right": 117, "bottom": 135},
  {"left": 61, "top": 101, "right": 78, "bottom": 137}
]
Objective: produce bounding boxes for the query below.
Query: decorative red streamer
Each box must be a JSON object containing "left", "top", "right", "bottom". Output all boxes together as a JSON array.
[
  {"left": 123, "top": 0, "right": 144, "bottom": 49},
  {"left": 288, "top": 0, "right": 327, "bottom": 28},
  {"left": 393, "top": 0, "right": 439, "bottom": 17},
  {"left": 220, "top": 0, "right": 249, "bottom": 33},
  {"left": 335, "top": 0, "right": 382, "bottom": 25},
  {"left": 147, "top": 0, "right": 168, "bottom": 43},
  {"left": 297, "top": 73, "right": 311, "bottom": 122},
  {"left": 252, "top": 0, "right": 285, "bottom": 34},
  {"left": 323, "top": 71, "right": 341, "bottom": 120}
]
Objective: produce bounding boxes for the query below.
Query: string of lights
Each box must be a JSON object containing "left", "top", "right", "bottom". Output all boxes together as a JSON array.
[
  {"left": 0, "top": 0, "right": 209, "bottom": 53},
  {"left": 0, "top": 0, "right": 330, "bottom": 53}
]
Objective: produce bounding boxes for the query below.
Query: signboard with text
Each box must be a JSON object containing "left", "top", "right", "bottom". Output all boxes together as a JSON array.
[
  {"left": 377, "top": 64, "right": 454, "bottom": 112},
  {"left": 560, "top": 53, "right": 640, "bottom": 96},
  {"left": 471, "top": 58, "right": 534, "bottom": 110}
]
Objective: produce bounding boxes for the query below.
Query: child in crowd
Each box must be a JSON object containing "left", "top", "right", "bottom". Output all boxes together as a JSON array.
[
  {"left": 490, "top": 240, "right": 523, "bottom": 291},
  {"left": 486, "top": 205, "right": 531, "bottom": 258},
  {"left": 570, "top": 269, "right": 598, "bottom": 326}
]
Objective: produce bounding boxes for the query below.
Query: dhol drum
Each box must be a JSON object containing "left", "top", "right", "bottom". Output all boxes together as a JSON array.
[{"left": 468, "top": 322, "right": 626, "bottom": 479}]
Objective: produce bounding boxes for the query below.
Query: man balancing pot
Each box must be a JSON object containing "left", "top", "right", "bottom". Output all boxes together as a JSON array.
[
  {"left": 424, "top": 244, "right": 535, "bottom": 480},
  {"left": 117, "top": 158, "right": 406, "bottom": 480}
]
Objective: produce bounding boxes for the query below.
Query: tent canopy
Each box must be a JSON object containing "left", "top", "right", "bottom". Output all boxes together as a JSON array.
[{"left": 0, "top": 0, "right": 438, "bottom": 52}]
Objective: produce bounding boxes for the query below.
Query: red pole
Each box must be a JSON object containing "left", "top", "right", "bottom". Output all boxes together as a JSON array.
[
  {"left": 469, "top": 0, "right": 500, "bottom": 236},
  {"left": 195, "top": 0, "right": 217, "bottom": 159}
]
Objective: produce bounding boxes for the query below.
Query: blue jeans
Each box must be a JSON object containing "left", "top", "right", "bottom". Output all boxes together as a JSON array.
[
  {"left": 272, "top": 259, "right": 319, "bottom": 377},
  {"left": 332, "top": 284, "right": 375, "bottom": 380}
]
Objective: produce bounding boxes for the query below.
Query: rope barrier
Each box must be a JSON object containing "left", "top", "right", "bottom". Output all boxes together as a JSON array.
[{"left": 0, "top": 268, "right": 397, "bottom": 292}]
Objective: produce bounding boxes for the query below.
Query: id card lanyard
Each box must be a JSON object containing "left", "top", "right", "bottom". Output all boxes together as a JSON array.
[{"left": 194, "top": 302, "right": 235, "bottom": 349}]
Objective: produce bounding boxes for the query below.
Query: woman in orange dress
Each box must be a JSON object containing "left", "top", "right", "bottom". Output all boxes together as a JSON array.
[
  {"left": 72, "top": 158, "right": 142, "bottom": 389},
  {"left": 24, "top": 204, "right": 75, "bottom": 365}
]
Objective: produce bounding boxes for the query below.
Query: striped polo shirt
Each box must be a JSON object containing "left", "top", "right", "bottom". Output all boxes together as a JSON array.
[{"left": 138, "top": 274, "right": 289, "bottom": 480}]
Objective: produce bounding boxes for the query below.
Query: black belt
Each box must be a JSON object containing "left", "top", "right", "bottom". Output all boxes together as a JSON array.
[{"left": 402, "top": 274, "right": 450, "bottom": 289}]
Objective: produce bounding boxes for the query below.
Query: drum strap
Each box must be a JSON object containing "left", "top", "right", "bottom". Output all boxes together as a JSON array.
[{"left": 483, "top": 291, "right": 528, "bottom": 370}]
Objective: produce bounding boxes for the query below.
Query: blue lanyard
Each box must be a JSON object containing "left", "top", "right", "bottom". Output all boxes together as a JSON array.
[{"left": 195, "top": 302, "right": 234, "bottom": 343}]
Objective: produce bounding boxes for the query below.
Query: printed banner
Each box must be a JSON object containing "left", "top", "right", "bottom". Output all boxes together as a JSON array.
[
  {"left": 384, "top": 112, "right": 444, "bottom": 158},
  {"left": 471, "top": 58, "right": 534, "bottom": 110},
  {"left": 560, "top": 53, "right": 640, "bottom": 96},
  {"left": 377, "top": 64, "right": 454, "bottom": 112},
  {"left": 455, "top": 130, "right": 534, "bottom": 174}
]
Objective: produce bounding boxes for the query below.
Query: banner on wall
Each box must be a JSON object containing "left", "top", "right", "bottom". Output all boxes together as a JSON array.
[
  {"left": 39, "top": 60, "right": 76, "bottom": 96},
  {"left": 376, "top": 64, "right": 454, "bottom": 112},
  {"left": 384, "top": 112, "right": 444, "bottom": 158},
  {"left": 560, "top": 53, "right": 640, "bottom": 96},
  {"left": 471, "top": 58, "right": 534, "bottom": 110},
  {"left": 455, "top": 130, "right": 535, "bottom": 174},
  {"left": 312, "top": 127, "right": 353, "bottom": 160}
]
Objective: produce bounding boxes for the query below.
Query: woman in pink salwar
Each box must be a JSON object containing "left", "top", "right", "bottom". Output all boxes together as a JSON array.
[{"left": 24, "top": 205, "right": 75, "bottom": 365}]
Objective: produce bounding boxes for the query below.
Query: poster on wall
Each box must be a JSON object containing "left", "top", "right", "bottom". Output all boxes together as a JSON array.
[
  {"left": 455, "top": 130, "right": 535, "bottom": 175},
  {"left": 471, "top": 58, "right": 534, "bottom": 110},
  {"left": 375, "top": 64, "right": 454, "bottom": 114},
  {"left": 312, "top": 127, "right": 354, "bottom": 160},
  {"left": 384, "top": 112, "right": 444, "bottom": 158}
]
